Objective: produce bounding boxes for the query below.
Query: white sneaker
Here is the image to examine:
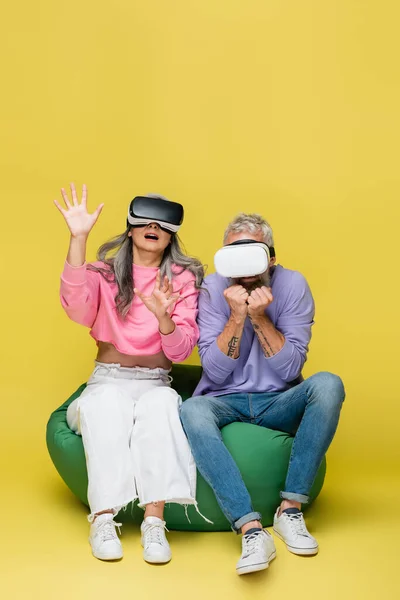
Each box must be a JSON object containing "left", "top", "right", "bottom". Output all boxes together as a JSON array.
[
  {"left": 236, "top": 530, "right": 276, "bottom": 576},
  {"left": 89, "top": 514, "right": 123, "bottom": 561},
  {"left": 141, "top": 517, "right": 172, "bottom": 564},
  {"left": 273, "top": 508, "right": 318, "bottom": 555}
]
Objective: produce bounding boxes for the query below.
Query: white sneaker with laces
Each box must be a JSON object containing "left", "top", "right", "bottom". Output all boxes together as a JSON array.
[
  {"left": 236, "top": 530, "right": 277, "bottom": 576},
  {"left": 89, "top": 513, "right": 123, "bottom": 561},
  {"left": 273, "top": 508, "right": 318, "bottom": 555},
  {"left": 141, "top": 516, "right": 172, "bottom": 564}
]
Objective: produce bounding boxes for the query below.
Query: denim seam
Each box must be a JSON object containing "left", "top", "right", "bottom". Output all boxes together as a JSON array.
[
  {"left": 284, "top": 384, "right": 311, "bottom": 499},
  {"left": 248, "top": 393, "right": 254, "bottom": 421}
]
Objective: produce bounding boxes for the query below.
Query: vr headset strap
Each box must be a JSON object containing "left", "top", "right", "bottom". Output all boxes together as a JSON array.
[{"left": 227, "top": 238, "right": 275, "bottom": 258}]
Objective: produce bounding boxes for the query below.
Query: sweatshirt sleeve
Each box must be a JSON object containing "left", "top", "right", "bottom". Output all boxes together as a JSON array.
[
  {"left": 196, "top": 277, "right": 238, "bottom": 385},
  {"left": 264, "top": 271, "right": 315, "bottom": 382},
  {"left": 160, "top": 272, "right": 199, "bottom": 362},
  {"left": 60, "top": 261, "right": 100, "bottom": 328}
]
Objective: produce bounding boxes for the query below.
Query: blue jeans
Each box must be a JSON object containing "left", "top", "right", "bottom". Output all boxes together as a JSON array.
[{"left": 180, "top": 372, "right": 345, "bottom": 532}]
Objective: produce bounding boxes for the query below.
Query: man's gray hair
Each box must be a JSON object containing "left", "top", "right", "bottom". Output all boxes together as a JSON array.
[{"left": 223, "top": 213, "right": 274, "bottom": 247}]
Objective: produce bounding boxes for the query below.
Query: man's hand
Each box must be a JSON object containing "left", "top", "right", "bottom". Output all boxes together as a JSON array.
[
  {"left": 247, "top": 286, "right": 273, "bottom": 318},
  {"left": 223, "top": 285, "right": 249, "bottom": 321},
  {"left": 247, "top": 287, "right": 285, "bottom": 357},
  {"left": 217, "top": 284, "right": 248, "bottom": 358}
]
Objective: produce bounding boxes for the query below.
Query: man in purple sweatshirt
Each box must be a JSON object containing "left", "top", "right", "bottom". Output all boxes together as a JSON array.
[{"left": 180, "top": 213, "right": 345, "bottom": 575}]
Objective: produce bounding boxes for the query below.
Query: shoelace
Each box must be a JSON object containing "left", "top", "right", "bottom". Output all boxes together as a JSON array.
[
  {"left": 242, "top": 531, "right": 265, "bottom": 558},
  {"left": 144, "top": 523, "right": 169, "bottom": 548},
  {"left": 98, "top": 520, "right": 122, "bottom": 543},
  {"left": 283, "top": 512, "right": 309, "bottom": 537}
]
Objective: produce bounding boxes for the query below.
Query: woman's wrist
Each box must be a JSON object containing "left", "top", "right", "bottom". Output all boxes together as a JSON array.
[
  {"left": 158, "top": 313, "right": 176, "bottom": 335},
  {"left": 67, "top": 235, "right": 88, "bottom": 267}
]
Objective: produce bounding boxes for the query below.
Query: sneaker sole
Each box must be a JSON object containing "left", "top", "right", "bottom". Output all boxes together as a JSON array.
[
  {"left": 273, "top": 529, "right": 318, "bottom": 556},
  {"left": 92, "top": 550, "right": 123, "bottom": 561},
  {"left": 143, "top": 554, "right": 172, "bottom": 564},
  {"left": 236, "top": 550, "right": 276, "bottom": 576}
]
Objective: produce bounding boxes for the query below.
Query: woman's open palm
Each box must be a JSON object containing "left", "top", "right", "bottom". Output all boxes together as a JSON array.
[
  {"left": 134, "top": 273, "right": 181, "bottom": 320},
  {"left": 54, "top": 183, "right": 104, "bottom": 238}
]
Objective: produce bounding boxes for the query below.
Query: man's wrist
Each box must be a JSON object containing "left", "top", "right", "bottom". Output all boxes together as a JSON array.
[
  {"left": 229, "top": 311, "right": 247, "bottom": 326},
  {"left": 248, "top": 311, "right": 269, "bottom": 324}
]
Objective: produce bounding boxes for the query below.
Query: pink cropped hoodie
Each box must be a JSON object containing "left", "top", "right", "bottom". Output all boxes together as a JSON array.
[{"left": 60, "top": 261, "right": 200, "bottom": 362}]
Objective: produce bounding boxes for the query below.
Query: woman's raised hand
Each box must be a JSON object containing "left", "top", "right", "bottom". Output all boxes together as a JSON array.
[
  {"left": 134, "top": 272, "right": 181, "bottom": 321},
  {"left": 54, "top": 183, "right": 104, "bottom": 238}
]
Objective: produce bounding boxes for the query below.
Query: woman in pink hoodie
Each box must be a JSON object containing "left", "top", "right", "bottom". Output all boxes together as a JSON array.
[{"left": 55, "top": 183, "right": 204, "bottom": 563}]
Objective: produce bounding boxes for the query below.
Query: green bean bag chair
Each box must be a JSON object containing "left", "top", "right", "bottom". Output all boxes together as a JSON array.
[{"left": 46, "top": 364, "right": 326, "bottom": 530}]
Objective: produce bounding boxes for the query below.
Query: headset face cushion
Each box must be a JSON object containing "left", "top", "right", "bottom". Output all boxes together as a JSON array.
[
  {"left": 214, "top": 243, "right": 270, "bottom": 278},
  {"left": 127, "top": 196, "right": 184, "bottom": 232}
]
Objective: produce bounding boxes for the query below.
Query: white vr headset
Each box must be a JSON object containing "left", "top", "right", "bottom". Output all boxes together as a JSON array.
[{"left": 214, "top": 239, "right": 275, "bottom": 278}]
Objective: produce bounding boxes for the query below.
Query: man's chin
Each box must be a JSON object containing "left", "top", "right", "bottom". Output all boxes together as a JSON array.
[
  {"left": 240, "top": 277, "right": 258, "bottom": 288},
  {"left": 234, "top": 276, "right": 262, "bottom": 291},
  {"left": 233, "top": 273, "right": 271, "bottom": 290}
]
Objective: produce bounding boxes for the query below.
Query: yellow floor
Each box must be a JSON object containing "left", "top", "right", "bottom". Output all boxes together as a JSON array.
[{"left": 2, "top": 435, "right": 399, "bottom": 600}]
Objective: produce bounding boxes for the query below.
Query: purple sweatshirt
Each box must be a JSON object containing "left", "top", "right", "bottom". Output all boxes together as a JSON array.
[{"left": 193, "top": 265, "right": 315, "bottom": 396}]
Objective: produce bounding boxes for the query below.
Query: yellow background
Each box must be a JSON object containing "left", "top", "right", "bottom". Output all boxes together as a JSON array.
[{"left": 1, "top": 1, "right": 399, "bottom": 598}]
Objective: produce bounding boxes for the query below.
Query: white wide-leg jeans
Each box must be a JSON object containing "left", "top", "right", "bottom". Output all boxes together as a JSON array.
[{"left": 67, "top": 362, "right": 197, "bottom": 521}]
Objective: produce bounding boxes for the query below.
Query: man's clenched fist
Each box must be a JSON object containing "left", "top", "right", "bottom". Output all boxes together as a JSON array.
[{"left": 223, "top": 285, "right": 249, "bottom": 321}]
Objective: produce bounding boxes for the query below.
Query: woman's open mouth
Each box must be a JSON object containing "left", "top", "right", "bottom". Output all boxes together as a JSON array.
[{"left": 144, "top": 232, "right": 159, "bottom": 241}]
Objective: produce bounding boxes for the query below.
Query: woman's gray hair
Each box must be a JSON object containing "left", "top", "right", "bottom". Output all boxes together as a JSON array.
[
  {"left": 223, "top": 213, "right": 274, "bottom": 247},
  {"left": 88, "top": 194, "right": 204, "bottom": 318}
]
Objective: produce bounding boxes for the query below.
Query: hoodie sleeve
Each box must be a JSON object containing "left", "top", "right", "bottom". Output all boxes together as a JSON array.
[{"left": 60, "top": 261, "right": 100, "bottom": 328}]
